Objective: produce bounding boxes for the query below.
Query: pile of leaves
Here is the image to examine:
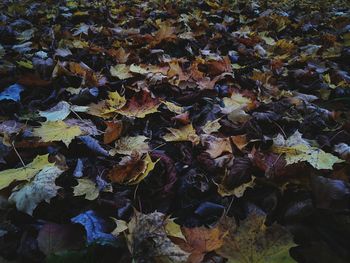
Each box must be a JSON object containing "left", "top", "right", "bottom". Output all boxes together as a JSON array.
[{"left": 0, "top": 0, "right": 350, "bottom": 262}]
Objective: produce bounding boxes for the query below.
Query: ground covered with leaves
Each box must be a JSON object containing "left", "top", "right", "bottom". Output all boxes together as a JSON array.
[{"left": 0, "top": 0, "right": 350, "bottom": 262}]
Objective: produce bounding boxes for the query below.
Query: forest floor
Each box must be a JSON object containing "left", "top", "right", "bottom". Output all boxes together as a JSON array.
[{"left": 0, "top": 0, "right": 350, "bottom": 262}]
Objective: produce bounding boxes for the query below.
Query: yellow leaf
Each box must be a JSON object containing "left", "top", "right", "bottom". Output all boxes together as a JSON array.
[
  {"left": 216, "top": 206, "right": 296, "bottom": 263},
  {"left": 33, "top": 121, "right": 82, "bottom": 147},
  {"left": 165, "top": 218, "right": 186, "bottom": 240},
  {"left": 110, "top": 64, "right": 133, "bottom": 79},
  {"left": 163, "top": 124, "right": 199, "bottom": 144},
  {"left": 162, "top": 101, "right": 185, "bottom": 114},
  {"left": 110, "top": 135, "right": 149, "bottom": 156},
  {"left": 221, "top": 93, "right": 253, "bottom": 114},
  {"left": 127, "top": 154, "right": 157, "bottom": 185},
  {"left": 217, "top": 176, "right": 255, "bottom": 197},
  {"left": 0, "top": 154, "right": 53, "bottom": 190},
  {"left": 17, "top": 60, "right": 33, "bottom": 69},
  {"left": 272, "top": 131, "right": 343, "bottom": 170},
  {"left": 202, "top": 118, "right": 222, "bottom": 134},
  {"left": 73, "top": 178, "right": 99, "bottom": 200}
]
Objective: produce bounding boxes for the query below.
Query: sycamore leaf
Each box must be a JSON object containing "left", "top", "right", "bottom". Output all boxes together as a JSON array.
[
  {"left": 9, "top": 166, "right": 64, "bottom": 215},
  {"left": 108, "top": 153, "right": 157, "bottom": 185},
  {"left": 126, "top": 211, "right": 189, "bottom": 263},
  {"left": 117, "top": 91, "right": 160, "bottom": 118},
  {"left": 73, "top": 178, "right": 99, "bottom": 200},
  {"left": 109, "top": 135, "right": 149, "bottom": 156},
  {"left": 33, "top": 121, "right": 82, "bottom": 147},
  {"left": 39, "top": 101, "right": 71, "bottom": 121},
  {"left": 0, "top": 154, "right": 53, "bottom": 190},
  {"left": 272, "top": 131, "right": 343, "bottom": 170},
  {"left": 216, "top": 205, "right": 295, "bottom": 263},
  {"left": 110, "top": 64, "right": 133, "bottom": 79},
  {"left": 163, "top": 124, "right": 199, "bottom": 144}
]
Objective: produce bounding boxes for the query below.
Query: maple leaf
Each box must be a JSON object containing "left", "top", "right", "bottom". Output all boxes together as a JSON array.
[
  {"left": 33, "top": 121, "right": 82, "bottom": 147},
  {"left": 272, "top": 131, "right": 343, "bottom": 170},
  {"left": 103, "top": 120, "right": 123, "bottom": 144},
  {"left": 117, "top": 91, "right": 160, "bottom": 118},
  {"left": 126, "top": 211, "right": 189, "bottom": 263},
  {"left": 110, "top": 64, "right": 133, "bottom": 80},
  {"left": 163, "top": 124, "right": 200, "bottom": 144},
  {"left": 109, "top": 135, "right": 149, "bottom": 156},
  {"left": 217, "top": 176, "right": 255, "bottom": 197},
  {"left": 216, "top": 205, "right": 296, "bottom": 263},
  {"left": 221, "top": 93, "right": 254, "bottom": 114},
  {"left": 179, "top": 226, "right": 224, "bottom": 263},
  {"left": 9, "top": 166, "right": 64, "bottom": 215},
  {"left": 202, "top": 118, "right": 222, "bottom": 134},
  {"left": 0, "top": 154, "right": 53, "bottom": 190},
  {"left": 108, "top": 153, "right": 157, "bottom": 185},
  {"left": 73, "top": 178, "right": 99, "bottom": 201},
  {"left": 201, "top": 134, "right": 232, "bottom": 158},
  {"left": 88, "top": 91, "right": 126, "bottom": 119}
]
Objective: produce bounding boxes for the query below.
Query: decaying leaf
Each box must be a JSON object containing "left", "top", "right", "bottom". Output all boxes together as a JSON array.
[
  {"left": 9, "top": 166, "right": 64, "bottom": 215},
  {"left": 109, "top": 135, "right": 149, "bottom": 156},
  {"left": 126, "top": 211, "right": 189, "bottom": 262},
  {"left": 216, "top": 205, "right": 296, "bottom": 263}
]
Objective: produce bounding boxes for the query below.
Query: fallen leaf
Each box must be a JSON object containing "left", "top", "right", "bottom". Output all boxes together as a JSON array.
[
  {"left": 9, "top": 166, "right": 64, "bottom": 215},
  {"left": 0, "top": 154, "right": 53, "bottom": 190},
  {"left": 73, "top": 178, "right": 99, "bottom": 201},
  {"left": 126, "top": 211, "right": 189, "bottom": 262},
  {"left": 108, "top": 153, "right": 157, "bottom": 185},
  {"left": 33, "top": 121, "right": 82, "bottom": 147},
  {"left": 39, "top": 101, "right": 71, "bottom": 121},
  {"left": 272, "top": 131, "right": 343, "bottom": 170},
  {"left": 216, "top": 205, "right": 296, "bottom": 262},
  {"left": 71, "top": 210, "right": 117, "bottom": 246},
  {"left": 110, "top": 135, "right": 149, "bottom": 156},
  {"left": 117, "top": 91, "right": 160, "bottom": 118},
  {"left": 37, "top": 223, "right": 85, "bottom": 256},
  {"left": 163, "top": 124, "right": 199, "bottom": 144},
  {"left": 103, "top": 120, "right": 123, "bottom": 144}
]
